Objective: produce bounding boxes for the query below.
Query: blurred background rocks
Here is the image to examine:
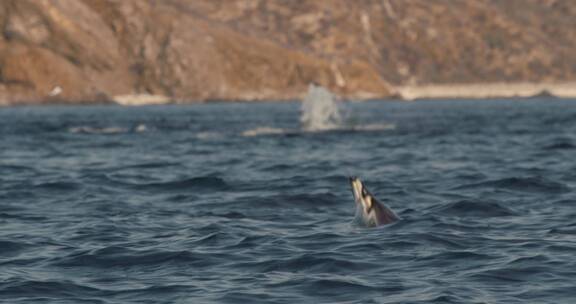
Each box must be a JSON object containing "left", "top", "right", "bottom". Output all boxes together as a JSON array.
[{"left": 0, "top": 0, "right": 575, "bottom": 104}]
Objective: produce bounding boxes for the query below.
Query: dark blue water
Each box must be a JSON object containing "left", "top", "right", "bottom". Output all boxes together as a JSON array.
[{"left": 1, "top": 99, "right": 576, "bottom": 303}]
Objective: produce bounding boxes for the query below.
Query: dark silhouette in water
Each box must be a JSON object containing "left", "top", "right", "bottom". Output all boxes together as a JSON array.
[{"left": 350, "top": 177, "right": 399, "bottom": 227}]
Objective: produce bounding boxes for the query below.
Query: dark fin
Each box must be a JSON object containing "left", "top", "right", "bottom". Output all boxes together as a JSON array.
[{"left": 373, "top": 200, "right": 399, "bottom": 225}]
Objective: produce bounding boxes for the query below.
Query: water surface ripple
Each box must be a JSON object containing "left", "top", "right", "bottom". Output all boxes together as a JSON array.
[{"left": 1, "top": 99, "right": 576, "bottom": 303}]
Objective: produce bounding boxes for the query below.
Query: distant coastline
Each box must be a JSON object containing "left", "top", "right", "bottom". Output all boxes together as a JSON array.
[
  {"left": 2, "top": 82, "right": 576, "bottom": 107},
  {"left": 396, "top": 82, "right": 576, "bottom": 101},
  {"left": 109, "top": 82, "right": 576, "bottom": 105}
]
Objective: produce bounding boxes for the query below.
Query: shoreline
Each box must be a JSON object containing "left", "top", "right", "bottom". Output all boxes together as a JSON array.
[
  {"left": 1, "top": 82, "right": 576, "bottom": 107},
  {"left": 396, "top": 82, "right": 576, "bottom": 101}
]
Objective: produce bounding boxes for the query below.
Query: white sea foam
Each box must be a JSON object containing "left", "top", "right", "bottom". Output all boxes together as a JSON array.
[
  {"left": 69, "top": 126, "right": 127, "bottom": 134},
  {"left": 353, "top": 123, "right": 396, "bottom": 131},
  {"left": 241, "top": 127, "right": 287, "bottom": 137},
  {"left": 69, "top": 124, "right": 149, "bottom": 134},
  {"left": 196, "top": 131, "right": 223, "bottom": 139}
]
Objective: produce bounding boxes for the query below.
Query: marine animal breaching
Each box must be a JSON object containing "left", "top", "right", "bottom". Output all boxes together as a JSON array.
[{"left": 350, "top": 177, "right": 399, "bottom": 227}]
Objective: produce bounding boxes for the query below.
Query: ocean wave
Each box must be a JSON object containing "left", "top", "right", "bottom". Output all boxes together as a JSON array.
[
  {"left": 241, "top": 124, "right": 395, "bottom": 137},
  {"left": 0, "top": 279, "right": 103, "bottom": 298},
  {"left": 0, "top": 203, "right": 26, "bottom": 212},
  {"left": 112, "top": 284, "right": 200, "bottom": 296},
  {"left": 470, "top": 265, "right": 554, "bottom": 283},
  {"left": 69, "top": 124, "right": 148, "bottom": 134},
  {"left": 166, "top": 193, "right": 199, "bottom": 203},
  {"left": 274, "top": 192, "right": 342, "bottom": 207},
  {"left": 219, "top": 192, "right": 342, "bottom": 214},
  {"left": 198, "top": 211, "right": 247, "bottom": 220},
  {"left": 241, "top": 127, "right": 288, "bottom": 137},
  {"left": 453, "top": 176, "right": 570, "bottom": 193},
  {"left": 543, "top": 141, "right": 576, "bottom": 150},
  {"left": 415, "top": 250, "right": 495, "bottom": 262},
  {"left": 412, "top": 233, "right": 471, "bottom": 249},
  {"left": 227, "top": 235, "right": 277, "bottom": 250},
  {"left": 218, "top": 291, "right": 277, "bottom": 303},
  {"left": 233, "top": 253, "right": 374, "bottom": 274},
  {"left": 143, "top": 176, "right": 229, "bottom": 191},
  {"left": 69, "top": 126, "right": 127, "bottom": 134},
  {"left": 4, "top": 100, "right": 576, "bottom": 303},
  {"left": 547, "top": 227, "right": 576, "bottom": 235},
  {"left": 0, "top": 164, "right": 37, "bottom": 172},
  {"left": 0, "top": 212, "right": 48, "bottom": 221},
  {"left": 432, "top": 199, "right": 517, "bottom": 217},
  {"left": 312, "top": 278, "right": 377, "bottom": 291},
  {"left": 52, "top": 247, "right": 205, "bottom": 268},
  {"left": 551, "top": 199, "right": 576, "bottom": 205},
  {"left": 195, "top": 131, "right": 223, "bottom": 139},
  {"left": 352, "top": 123, "right": 396, "bottom": 131},
  {"left": 507, "top": 255, "right": 550, "bottom": 266},
  {"left": 0, "top": 240, "right": 29, "bottom": 257},
  {"left": 113, "top": 161, "right": 181, "bottom": 170},
  {"left": 104, "top": 175, "right": 229, "bottom": 191},
  {"left": 189, "top": 232, "right": 240, "bottom": 247},
  {"left": 334, "top": 242, "right": 387, "bottom": 252},
  {"left": 33, "top": 181, "right": 83, "bottom": 191},
  {"left": 259, "top": 164, "right": 293, "bottom": 172}
]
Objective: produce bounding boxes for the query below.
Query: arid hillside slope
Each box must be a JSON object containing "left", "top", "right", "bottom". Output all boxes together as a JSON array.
[{"left": 0, "top": 0, "right": 575, "bottom": 104}]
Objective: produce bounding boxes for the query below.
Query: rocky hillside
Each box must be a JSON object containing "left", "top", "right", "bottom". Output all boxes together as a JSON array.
[{"left": 1, "top": 0, "right": 575, "bottom": 105}]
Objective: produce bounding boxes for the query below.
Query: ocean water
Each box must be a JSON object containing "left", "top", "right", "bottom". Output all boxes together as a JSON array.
[{"left": 1, "top": 98, "right": 576, "bottom": 303}]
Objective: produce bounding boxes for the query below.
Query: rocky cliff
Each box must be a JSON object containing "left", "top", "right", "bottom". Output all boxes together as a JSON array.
[{"left": 1, "top": 0, "right": 575, "bottom": 105}]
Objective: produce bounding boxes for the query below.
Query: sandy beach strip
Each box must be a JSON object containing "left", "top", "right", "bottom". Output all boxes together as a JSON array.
[{"left": 396, "top": 82, "right": 576, "bottom": 100}]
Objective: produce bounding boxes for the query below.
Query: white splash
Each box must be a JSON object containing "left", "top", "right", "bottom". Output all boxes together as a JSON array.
[
  {"left": 240, "top": 84, "right": 396, "bottom": 137},
  {"left": 300, "top": 84, "right": 342, "bottom": 131}
]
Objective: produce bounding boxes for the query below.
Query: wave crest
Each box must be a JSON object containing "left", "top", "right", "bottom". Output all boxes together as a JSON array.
[
  {"left": 454, "top": 177, "right": 570, "bottom": 193},
  {"left": 433, "top": 199, "right": 516, "bottom": 217}
]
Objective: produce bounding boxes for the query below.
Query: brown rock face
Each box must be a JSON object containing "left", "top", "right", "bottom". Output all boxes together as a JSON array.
[{"left": 0, "top": 0, "right": 575, "bottom": 105}]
